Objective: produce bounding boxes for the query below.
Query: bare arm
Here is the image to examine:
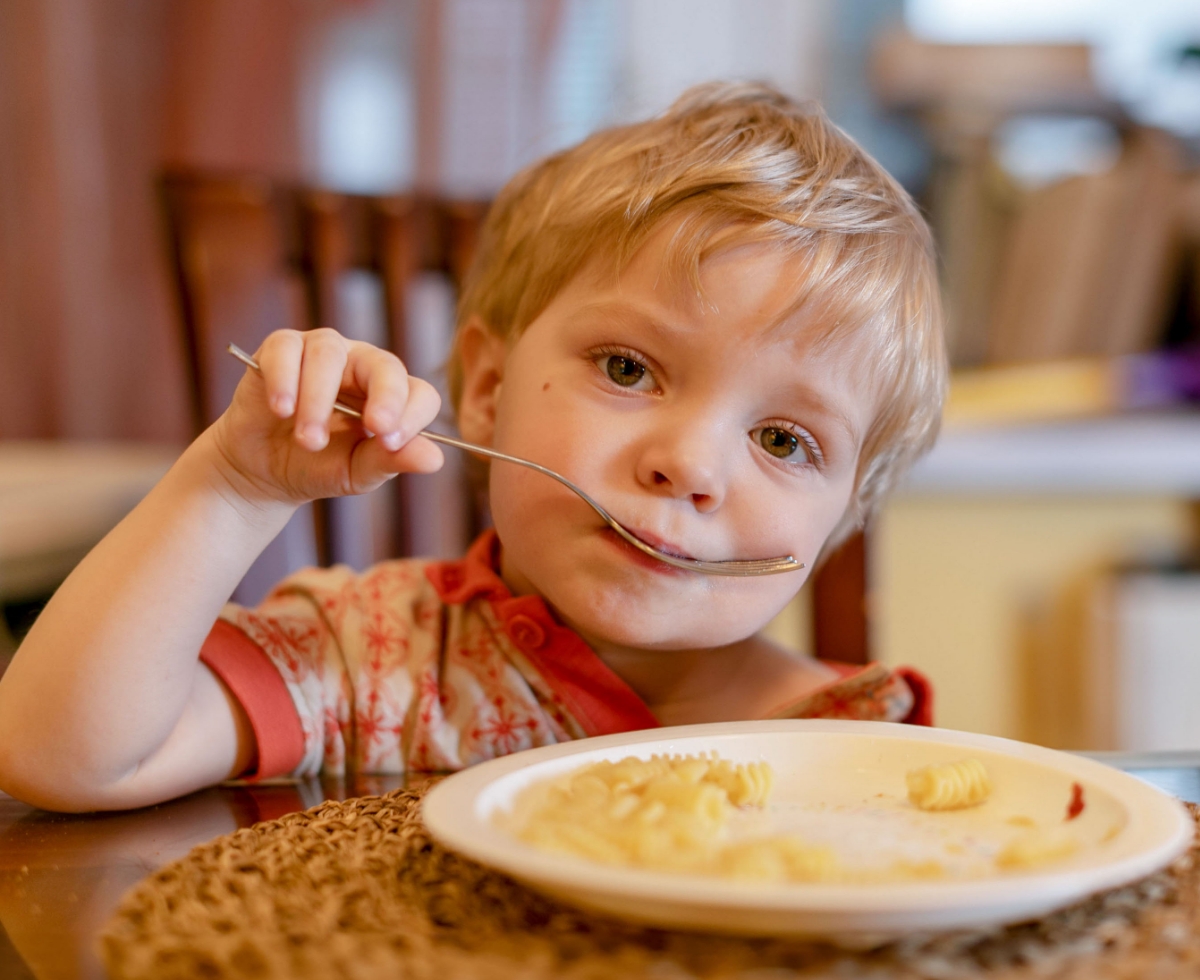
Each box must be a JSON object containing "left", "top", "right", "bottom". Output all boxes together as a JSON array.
[
  {"left": 0, "top": 433, "right": 288, "bottom": 811},
  {"left": 0, "top": 330, "right": 442, "bottom": 811}
]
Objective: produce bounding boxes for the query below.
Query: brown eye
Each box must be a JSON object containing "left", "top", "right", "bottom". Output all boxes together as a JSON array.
[
  {"left": 760, "top": 427, "right": 800, "bottom": 458},
  {"left": 606, "top": 355, "right": 645, "bottom": 386}
]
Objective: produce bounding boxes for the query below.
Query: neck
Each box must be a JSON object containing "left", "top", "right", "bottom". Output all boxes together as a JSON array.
[
  {"left": 495, "top": 537, "right": 834, "bottom": 724},
  {"left": 497, "top": 539, "right": 744, "bottom": 711},
  {"left": 573, "top": 631, "right": 756, "bottom": 714}
]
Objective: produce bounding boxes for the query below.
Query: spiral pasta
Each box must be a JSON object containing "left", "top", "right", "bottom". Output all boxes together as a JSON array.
[
  {"left": 906, "top": 757, "right": 992, "bottom": 811},
  {"left": 508, "top": 754, "right": 835, "bottom": 881}
]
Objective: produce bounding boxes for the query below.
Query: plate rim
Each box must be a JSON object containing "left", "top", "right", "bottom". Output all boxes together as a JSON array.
[{"left": 422, "top": 720, "right": 1193, "bottom": 916}]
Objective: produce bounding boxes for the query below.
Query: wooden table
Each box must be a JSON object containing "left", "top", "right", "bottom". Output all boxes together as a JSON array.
[
  {"left": 2, "top": 758, "right": 1198, "bottom": 980},
  {"left": 0, "top": 778, "right": 405, "bottom": 980}
]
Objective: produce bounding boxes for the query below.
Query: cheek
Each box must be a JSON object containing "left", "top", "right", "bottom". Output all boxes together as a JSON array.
[
  {"left": 487, "top": 454, "right": 594, "bottom": 577},
  {"left": 489, "top": 462, "right": 557, "bottom": 535},
  {"left": 735, "top": 473, "right": 856, "bottom": 568},
  {"left": 800, "top": 480, "right": 856, "bottom": 543},
  {"left": 486, "top": 367, "right": 621, "bottom": 581},
  {"left": 493, "top": 366, "right": 572, "bottom": 457},
  {"left": 796, "top": 493, "right": 856, "bottom": 563},
  {"left": 493, "top": 374, "right": 627, "bottom": 490}
]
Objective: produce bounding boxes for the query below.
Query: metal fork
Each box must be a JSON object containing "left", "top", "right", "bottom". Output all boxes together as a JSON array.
[{"left": 227, "top": 344, "right": 803, "bottom": 576}]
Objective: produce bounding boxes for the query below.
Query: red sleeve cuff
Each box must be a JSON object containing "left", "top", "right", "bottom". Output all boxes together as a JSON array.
[
  {"left": 200, "top": 619, "right": 306, "bottom": 779},
  {"left": 895, "top": 666, "right": 934, "bottom": 726}
]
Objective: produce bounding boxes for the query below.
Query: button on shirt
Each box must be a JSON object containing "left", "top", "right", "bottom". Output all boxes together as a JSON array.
[{"left": 507, "top": 614, "right": 547, "bottom": 652}]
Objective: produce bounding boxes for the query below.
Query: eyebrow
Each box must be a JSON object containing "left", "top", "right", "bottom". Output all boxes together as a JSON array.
[
  {"left": 576, "top": 300, "right": 864, "bottom": 451},
  {"left": 572, "top": 300, "right": 684, "bottom": 340}
]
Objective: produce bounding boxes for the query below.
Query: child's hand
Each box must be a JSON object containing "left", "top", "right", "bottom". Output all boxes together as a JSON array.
[{"left": 210, "top": 329, "right": 444, "bottom": 508}]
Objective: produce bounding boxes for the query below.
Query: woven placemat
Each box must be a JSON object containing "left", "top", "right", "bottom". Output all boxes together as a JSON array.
[{"left": 102, "top": 784, "right": 1200, "bottom": 980}]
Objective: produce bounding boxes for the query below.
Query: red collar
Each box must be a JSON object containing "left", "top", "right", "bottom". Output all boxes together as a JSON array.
[
  {"left": 425, "top": 530, "right": 660, "bottom": 738},
  {"left": 424, "top": 529, "right": 510, "bottom": 604}
]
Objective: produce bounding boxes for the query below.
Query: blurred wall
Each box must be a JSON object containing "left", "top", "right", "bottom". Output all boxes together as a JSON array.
[
  {"left": 0, "top": 0, "right": 338, "bottom": 443},
  {"left": 0, "top": 0, "right": 182, "bottom": 441}
]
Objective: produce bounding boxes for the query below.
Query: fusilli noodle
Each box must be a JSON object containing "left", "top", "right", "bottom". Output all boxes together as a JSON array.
[
  {"left": 906, "top": 757, "right": 992, "bottom": 811},
  {"left": 507, "top": 754, "right": 835, "bottom": 881}
]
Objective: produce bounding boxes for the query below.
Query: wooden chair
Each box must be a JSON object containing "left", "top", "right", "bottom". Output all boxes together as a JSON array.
[
  {"left": 158, "top": 169, "right": 487, "bottom": 601},
  {"left": 811, "top": 532, "right": 869, "bottom": 665}
]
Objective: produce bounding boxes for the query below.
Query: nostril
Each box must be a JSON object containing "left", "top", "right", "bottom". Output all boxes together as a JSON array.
[
  {"left": 653, "top": 471, "right": 669, "bottom": 485},
  {"left": 691, "top": 493, "right": 710, "bottom": 507}
]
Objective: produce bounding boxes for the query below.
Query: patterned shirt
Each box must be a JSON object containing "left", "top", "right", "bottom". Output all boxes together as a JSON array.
[{"left": 200, "top": 530, "right": 931, "bottom": 779}]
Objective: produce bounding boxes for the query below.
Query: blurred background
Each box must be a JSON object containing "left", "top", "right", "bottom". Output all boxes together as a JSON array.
[{"left": 2, "top": 0, "right": 1200, "bottom": 751}]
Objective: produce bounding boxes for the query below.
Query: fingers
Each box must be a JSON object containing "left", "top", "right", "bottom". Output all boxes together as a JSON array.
[
  {"left": 368, "top": 376, "right": 443, "bottom": 469},
  {"left": 349, "top": 345, "right": 410, "bottom": 451},
  {"left": 359, "top": 433, "right": 446, "bottom": 480},
  {"left": 395, "top": 375, "right": 442, "bottom": 452},
  {"left": 256, "top": 327, "right": 347, "bottom": 451},
  {"left": 293, "top": 329, "right": 348, "bottom": 451},
  {"left": 350, "top": 376, "right": 445, "bottom": 484},
  {"left": 341, "top": 342, "right": 440, "bottom": 456},
  {"left": 256, "top": 330, "right": 304, "bottom": 418},
  {"left": 254, "top": 329, "right": 441, "bottom": 461},
  {"left": 398, "top": 435, "right": 446, "bottom": 474}
]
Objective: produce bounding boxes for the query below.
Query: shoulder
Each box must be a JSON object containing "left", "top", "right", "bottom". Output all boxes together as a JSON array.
[
  {"left": 265, "top": 557, "right": 440, "bottom": 607},
  {"left": 765, "top": 652, "right": 930, "bottom": 725}
]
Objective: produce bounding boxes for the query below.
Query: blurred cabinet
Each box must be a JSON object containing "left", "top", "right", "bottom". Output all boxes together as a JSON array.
[
  {"left": 1088, "top": 571, "right": 1200, "bottom": 752},
  {"left": 876, "top": 413, "right": 1200, "bottom": 745}
]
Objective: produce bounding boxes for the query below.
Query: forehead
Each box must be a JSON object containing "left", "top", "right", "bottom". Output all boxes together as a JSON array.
[{"left": 570, "top": 224, "right": 878, "bottom": 377}]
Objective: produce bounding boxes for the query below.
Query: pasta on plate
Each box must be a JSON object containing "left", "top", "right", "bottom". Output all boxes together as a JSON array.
[
  {"left": 503, "top": 753, "right": 1083, "bottom": 883},
  {"left": 504, "top": 754, "right": 837, "bottom": 882}
]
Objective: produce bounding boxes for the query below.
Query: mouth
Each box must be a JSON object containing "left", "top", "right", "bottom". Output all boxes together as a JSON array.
[
  {"left": 598, "top": 526, "right": 698, "bottom": 573},
  {"left": 621, "top": 526, "right": 698, "bottom": 561}
]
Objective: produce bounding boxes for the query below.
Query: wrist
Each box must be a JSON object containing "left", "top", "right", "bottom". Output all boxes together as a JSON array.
[{"left": 186, "top": 428, "right": 299, "bottom": 535}]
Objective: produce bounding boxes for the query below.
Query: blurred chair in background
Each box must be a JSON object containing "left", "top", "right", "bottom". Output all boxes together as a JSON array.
[{"left": 159, "top": 170, "right": 487, "bottom": 602}]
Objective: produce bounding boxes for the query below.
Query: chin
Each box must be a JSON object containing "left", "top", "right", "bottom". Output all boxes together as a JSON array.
[
  {"left": 545, "top": 578, "right": 767, "bottom": 650},
  {"left": 496, "top": 517, "right": 797, "bottom": 648}
]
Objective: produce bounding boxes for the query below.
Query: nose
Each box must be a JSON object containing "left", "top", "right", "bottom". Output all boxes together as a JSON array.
[{"left": 634, "top": 412, "right": 729, "bottom": 513}]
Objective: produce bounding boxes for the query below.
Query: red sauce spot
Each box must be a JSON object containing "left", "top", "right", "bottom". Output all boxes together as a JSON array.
[{"left": 1066, "top": 782, "right": 1085, "bottom": 821}]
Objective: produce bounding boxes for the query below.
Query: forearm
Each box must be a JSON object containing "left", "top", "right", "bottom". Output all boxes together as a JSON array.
[{"left": 0, "top": 428, "right": 295, "bottom": 804}]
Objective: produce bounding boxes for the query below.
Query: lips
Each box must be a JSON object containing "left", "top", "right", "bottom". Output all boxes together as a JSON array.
[
  {"left": 620, "top": 526, "right": 697, "bottom": 561},
  {"left": 597, "top": 523, "right": 704, "bottom": 574}
]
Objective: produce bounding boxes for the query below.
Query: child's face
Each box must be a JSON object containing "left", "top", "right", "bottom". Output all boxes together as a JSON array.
[{"left": 461, "top": 227, "right": 877, "bottom": 652}]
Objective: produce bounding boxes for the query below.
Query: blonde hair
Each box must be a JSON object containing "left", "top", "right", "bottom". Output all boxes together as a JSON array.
[{"left": 449, "top": 82, "right": 945, "bottom": 545}]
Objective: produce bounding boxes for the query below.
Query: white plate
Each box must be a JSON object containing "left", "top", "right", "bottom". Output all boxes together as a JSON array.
[{"left": 422, "top": 720, "right": 1192, "bottom": 939}]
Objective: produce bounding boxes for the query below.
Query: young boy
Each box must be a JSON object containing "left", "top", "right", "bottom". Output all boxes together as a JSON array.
[{"left": 0, "top": 83, "right": 945, "bottom": 812}]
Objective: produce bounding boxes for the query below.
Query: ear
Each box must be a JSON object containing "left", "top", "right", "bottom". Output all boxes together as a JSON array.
[{"left": 455, "top": 316, "right": 508, "bottom": 446}]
